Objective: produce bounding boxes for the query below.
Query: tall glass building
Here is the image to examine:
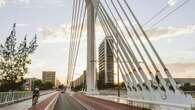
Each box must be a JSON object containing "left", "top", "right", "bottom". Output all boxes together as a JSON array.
[{"left": 98, "top": 36, "right": 114, "bottom": 89}]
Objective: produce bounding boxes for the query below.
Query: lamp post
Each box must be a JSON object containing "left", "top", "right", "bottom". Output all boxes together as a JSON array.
[{"left": 117, "top": 38, "right": 120, "bottom": 97}]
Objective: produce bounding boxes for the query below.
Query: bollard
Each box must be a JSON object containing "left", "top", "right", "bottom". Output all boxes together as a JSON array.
[{"left": 5, "top": 93, "right": 8, "bottom": 103}]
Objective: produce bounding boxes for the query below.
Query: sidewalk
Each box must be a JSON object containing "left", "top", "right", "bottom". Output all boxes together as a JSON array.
[{"left": 0, "top": 92, "right": 57, "bottom": 110}]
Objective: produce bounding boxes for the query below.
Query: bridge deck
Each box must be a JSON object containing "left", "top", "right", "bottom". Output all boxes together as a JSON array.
[{"left": 74, "top": 93, "right": 150, "bottom": 110}]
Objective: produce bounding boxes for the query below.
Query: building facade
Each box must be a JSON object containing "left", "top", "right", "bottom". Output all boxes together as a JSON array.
[
  {"left": 24, "top": 78, "right": 39, "bottom": 91},
  {"left": 55, "top": 79, "right": 61, "bottom": 88},
  {"left": 42, "top": 71, "right": 56, "bottom": 86},
  {"left": 72, "top": 70, "right": 86, "bottom": 91},
  {"left": 98, "top": 36, "right": 114, "bottom": 89}
]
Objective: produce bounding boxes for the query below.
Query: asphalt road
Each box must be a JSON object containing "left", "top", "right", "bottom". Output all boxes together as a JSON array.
[{"left": 54, "top": 93, "right": 87, "bottom": 110}]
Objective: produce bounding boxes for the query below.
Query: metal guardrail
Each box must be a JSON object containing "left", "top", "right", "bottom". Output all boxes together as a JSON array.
[{"left": 0, "top": 91, "right": 32, "bottom": 105}]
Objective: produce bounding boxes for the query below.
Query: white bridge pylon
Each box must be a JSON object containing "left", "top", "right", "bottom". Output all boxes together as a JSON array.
[
  {"left": 67, "top": 0, "right": 193, "bottom": 109},
  {"left": 85, "top": 0, "right": 99, "bottom": 94}
]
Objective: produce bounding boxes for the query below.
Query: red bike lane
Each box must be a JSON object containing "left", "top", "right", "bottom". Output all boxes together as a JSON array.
[
  {"left": 28, "top": 92, "right": 58, "bottom": 110},
  {"left": 74, "top": 93, "right": 150, "bottom": 110}
]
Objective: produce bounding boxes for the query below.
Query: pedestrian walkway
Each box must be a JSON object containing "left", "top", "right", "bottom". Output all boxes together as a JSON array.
[{"left": 0, "top": 92, "right": 57, "bottom": 110}]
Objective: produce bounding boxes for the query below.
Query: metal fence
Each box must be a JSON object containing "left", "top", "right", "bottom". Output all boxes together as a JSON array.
[
  {"left": 0, "top": 91, "right": 32, "bottom": 105},
  {"left": 184, "top": 91, "right": 195, "bottom": 98}
]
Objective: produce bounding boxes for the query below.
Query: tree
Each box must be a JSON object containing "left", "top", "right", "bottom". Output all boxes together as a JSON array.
[
  {"left": 0, "top": 23, "right": 38, "bottom": 91},
  {"left": 180, "top": 83, "right": 195, "bottom": 91},
  {"left": 42, "top": 81, "right": 54, "bottom": 90},
  {"left": 34, "top": 79, "right": 42, "bottom": 88},
  {"left": 33, "top": 80, "right": 54, "bottom": 90},
  {"left": 58, "top": 84, "right": 64, "bottom": 90}
]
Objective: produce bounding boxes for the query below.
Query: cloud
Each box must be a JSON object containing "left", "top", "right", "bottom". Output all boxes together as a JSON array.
[
  {"left": 144, "top": 25, "right": 195, "bottom": 40},
  {"left": 143, "top": 62, "right": 195, "bottom": 78},
  {"left": 0, "top": 0, "right": 30, "bottom": 7},
  {"left": 97, "top": 19, "right": 195, "bottom": 41},
  {"left": 37, "top": 20, "right": 195, "bottom": 45},
  {"left": 168, "top": 0, "right": 178, "bottom": 6},
  {"left": 17, "top": 23, "right": 29, "bottom": 27},
  {"left": 18, "top": 0, "right": 30, "bottom": 4},
  {"left": 165, "top": 63, "right": 195, "bottom": 78},
  {"left": 37, "top": 22, "right": 89, "bottom": 44},
  {"left": 0, "top": 0, "right": 5, "bottom": 7},
  {"left": 37, "top": 24, "right": 71, "bottom": 43},
  {"left": 97, "top": 18, "right": 195, "bottom": 40}
]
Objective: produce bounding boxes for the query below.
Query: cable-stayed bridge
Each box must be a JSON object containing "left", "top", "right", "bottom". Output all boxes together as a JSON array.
[{"left": 0, "top": 0, "right": 194, "bottom": 110}]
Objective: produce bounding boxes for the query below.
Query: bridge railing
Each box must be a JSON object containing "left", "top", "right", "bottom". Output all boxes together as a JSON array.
[
  {"left": 90, "top": 94, "right": 193, "bottom": 110},
  {"left": 125, "top": 97, "right": 192, "bottom": 110},
  {"left": 184, "top": 91, "right": 195, "bottom": 98},
  {"left": 0, "top": 91, "right": 32, "bottom": 105}
]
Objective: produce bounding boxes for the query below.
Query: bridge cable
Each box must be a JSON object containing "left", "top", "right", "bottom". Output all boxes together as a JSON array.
[
  {"left": 98, "top": 14, "right": 135, "bottom": 92},
  {"left": 106, "top": 0, "right": 155, "bottom": 81},
  {"left": 99, "top": 1, "right": 171, "bottom": 93},
  {"left": 98, "top": 7, "right": 145, "bottom": 93},
  {"left": 104, "top": 1, "right": 152, "bottom": 86},
  {"left": 71, "top": 0, "right": 85, "bottom": 84},
  {"left": 113, "top": 0, "right": 167, "bottom": 92},
  {"left": 69, "top": 0, "right": 78, "bottom": 84},
  {"left": 71, "top": 0, "right": 81, "bottom": 79},
  {"left": 151, "top": 0, "right": 191, "bottom": 27},
  {"left": 104, "top": 0, "right": 168, "bottom": 92},
  {"left": 98, "top": 1, "right": 170, "bottom": 96},
  {"left": 67, "top": 0, "right": 76, "bottom": 85},
  {"left": 71, "top": 0, "right": 84, "bottom": 74},
  {"left": 113, "top": 0, "right": 168, "bottom": 92},
  {"left": 99, "top": 2, "right": 148, "bottom": 89},
  {"left": 98, "top": 7, "right": 135, "bottom": 84},
  {"left": 72, "top": 3, "right": 87, "bottom": 83},
  {"left": 98, "top": 4, "right": 148, "bottom": 91},
  {"left": 144, "top": 4, "right": 169, "bottom": 26},
  {"left": 123, "top": 0, "right": 177, "bottom": 92},
  {"left": 68, "top": 0, "right": 85, "bottom": 86},
  {"left": 72, "top": 0, "right": 82, "bottom": 70},
  {"left": 99, "top": 5, "right": 143, "bottom": 84},
  {"left": 98, "top": 17, "right": 133, "bottom": 86}
]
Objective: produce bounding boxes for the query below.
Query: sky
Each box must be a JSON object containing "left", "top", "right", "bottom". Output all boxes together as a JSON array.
[{"left": 0, "top": 0, "right": 195, "bottom": 84}]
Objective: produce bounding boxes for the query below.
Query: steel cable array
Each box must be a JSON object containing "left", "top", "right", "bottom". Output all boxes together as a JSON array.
[
  {"left": 96, "top": 0, "right": 182, "bottom": 100},
  {"left": 67, "top": 0, "right": 86, "bottom": 87}
]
